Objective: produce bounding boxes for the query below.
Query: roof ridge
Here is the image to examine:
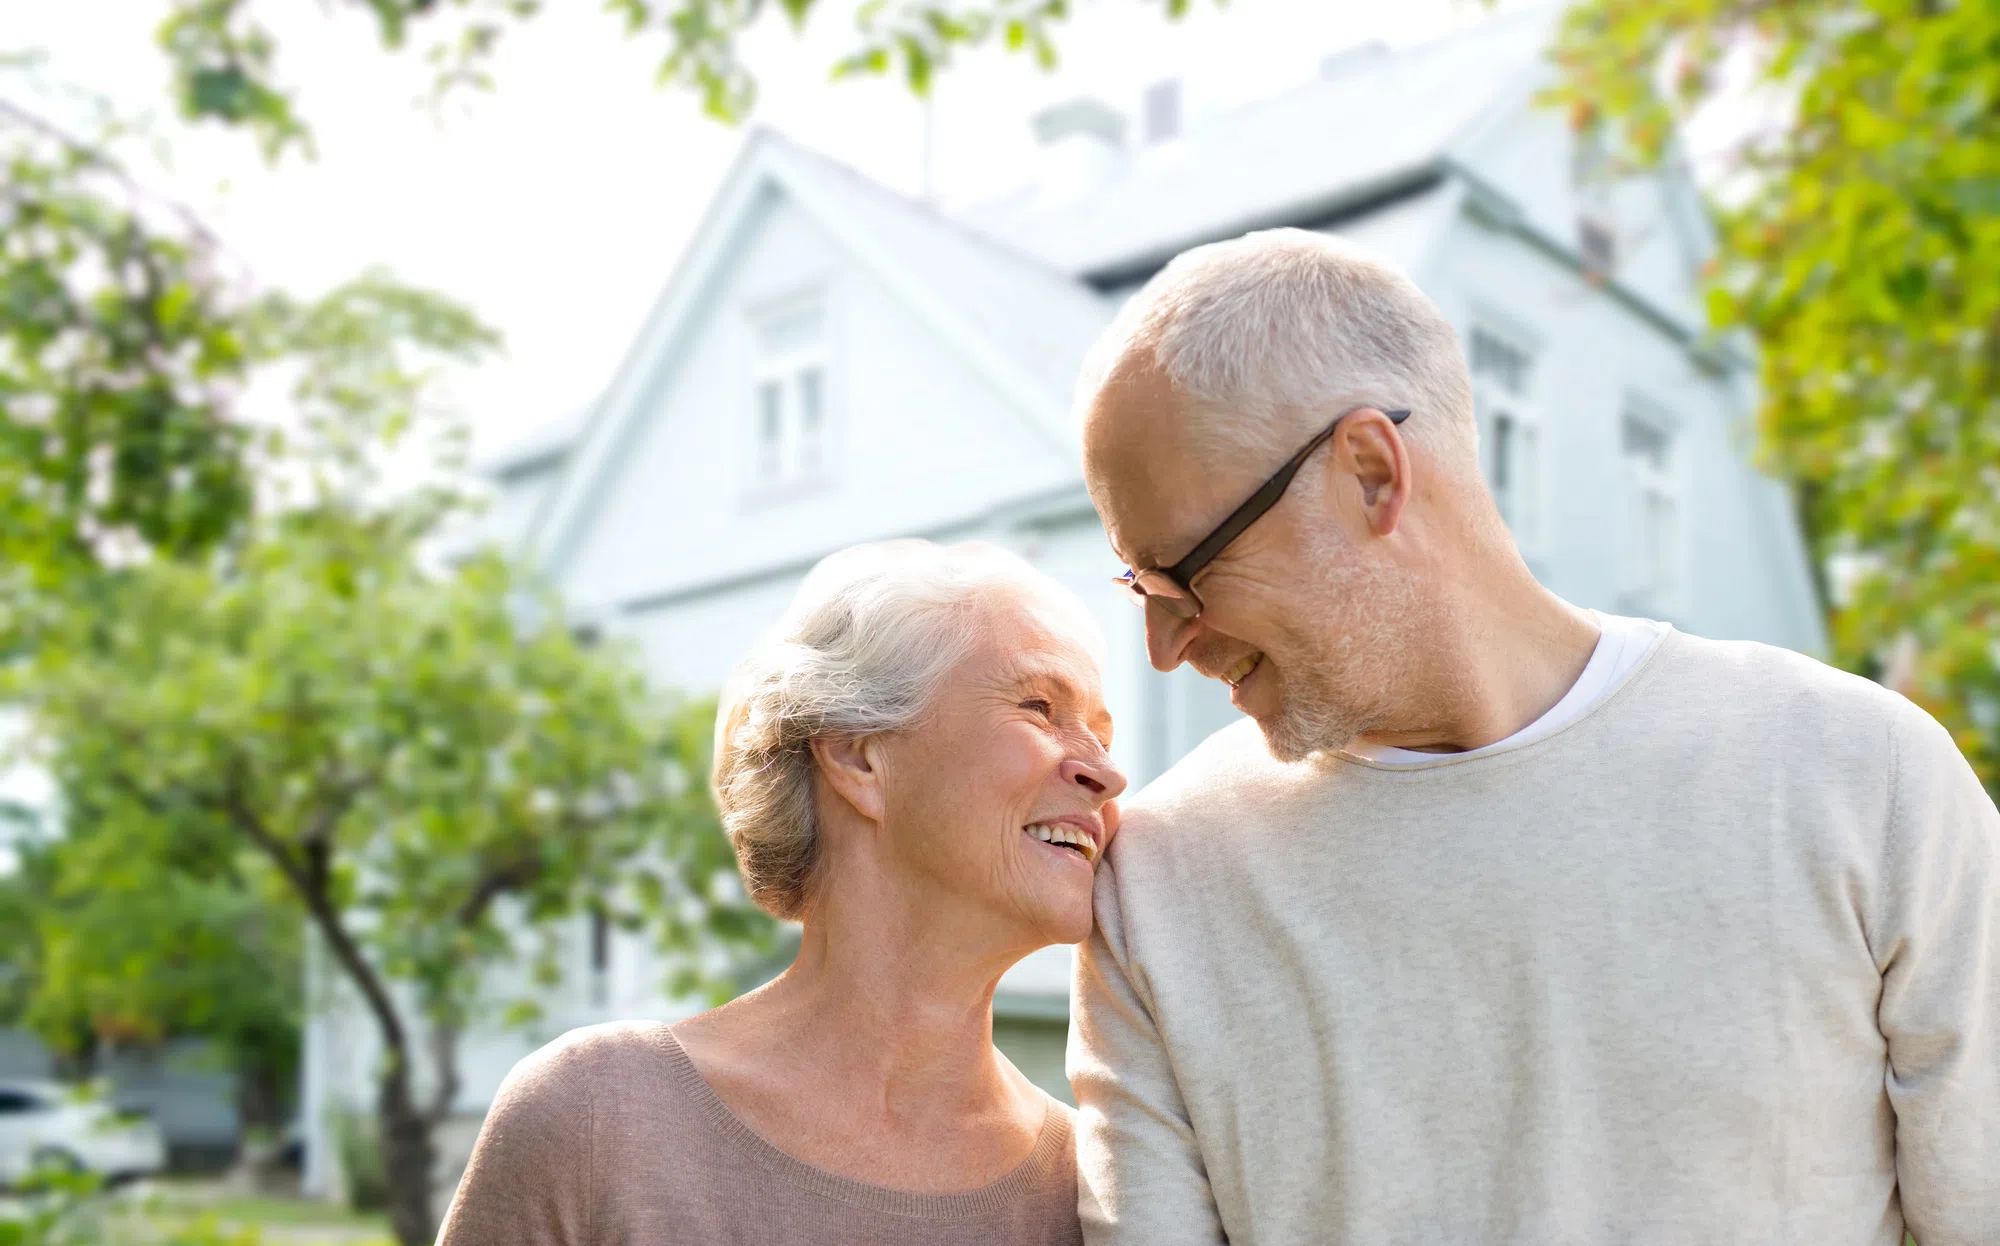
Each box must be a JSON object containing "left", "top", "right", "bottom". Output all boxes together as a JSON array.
[{"left": 760, "top": 129, "right": 1097, "bottom": 294}]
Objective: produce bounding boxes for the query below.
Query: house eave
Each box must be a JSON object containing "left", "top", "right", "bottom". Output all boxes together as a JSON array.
[
  {"left": 611, "top": 479, "right": 1096, "bottom": 620},
  {"left": 1080, "top": 164, "right": 1449, "bottom": 290}
]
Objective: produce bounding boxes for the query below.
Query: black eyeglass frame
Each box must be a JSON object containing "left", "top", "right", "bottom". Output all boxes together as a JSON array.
[{"left": 1114, "top": 406, "right": 1412, "bottom": 620}]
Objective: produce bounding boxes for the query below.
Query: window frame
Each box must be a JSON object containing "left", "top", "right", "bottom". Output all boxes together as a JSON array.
[
  {"left": 1467, "top": 315, "right": 1547, "bottom": 562},
  {"left": 1618, "top": 399, "right": 1685, "bottom": 616},
  {"left": 742, "top": 287, "right": 834, "bottom": 503}
]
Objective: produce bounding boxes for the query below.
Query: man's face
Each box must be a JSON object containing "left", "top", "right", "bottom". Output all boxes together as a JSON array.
[{"left": 1082, "top": 362, "right": 1413, "bottom": 762}]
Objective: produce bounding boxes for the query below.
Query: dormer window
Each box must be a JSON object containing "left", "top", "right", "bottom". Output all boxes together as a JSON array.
[
  {"left": 748, "top": 297, "right": 829, "bottom": 492},
  {"left": 1470, "top": 323, "right": 1543, "bottom": 558}
]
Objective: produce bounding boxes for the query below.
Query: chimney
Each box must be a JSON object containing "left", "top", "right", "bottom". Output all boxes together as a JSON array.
[
  {"left": 1029, "top": 98, "right": 1127, "bottom": 204},
  {"left": 1141, "top": 78, "right": 1182, "bottom": 144}
]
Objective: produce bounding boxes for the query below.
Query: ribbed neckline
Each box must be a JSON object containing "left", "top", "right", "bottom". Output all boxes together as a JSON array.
[{"left": 650, "top": 1024, "right": 1070, "bottom": 1220}]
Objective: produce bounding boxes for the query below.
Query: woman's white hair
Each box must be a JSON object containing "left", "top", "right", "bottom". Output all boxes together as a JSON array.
[
  {"left": 711, "top": 539, "right": 1100, "bottom": 920},
  {"left": 1076, "top": 228, "right": 1480, "bottom": 476}
]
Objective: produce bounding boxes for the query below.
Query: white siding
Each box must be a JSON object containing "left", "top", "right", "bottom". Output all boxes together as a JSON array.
[
  {"left": 1419, "top": 210, "right": 1821, "bottom": 650},
  {"left": 555, "top": 194, "right": 1075, "bottom": 616}
]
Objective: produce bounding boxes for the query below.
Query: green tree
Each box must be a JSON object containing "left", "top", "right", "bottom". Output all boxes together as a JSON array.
[
  {"left": 155, "top": 0, "right": 1207, "bottom": 156},
  {"left": 6, "top": 509, "right": 764, "bottom": 1243},
  {"left": 1549, "top": 0, "right": 2000, "bottom": 793},
  {"left": 0, "top": 73, "right": 255, "bottom": 586},
  {"left": 24, "top": 847, "right": 303, "bottom": 1143},
  {"left": 4, "top": 253, "right": 769, "bottom": 1241}
]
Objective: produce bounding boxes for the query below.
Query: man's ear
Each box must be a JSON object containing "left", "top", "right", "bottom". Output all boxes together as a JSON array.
[
  {"left": 1332, "top": 409, "right": 1412, "bottom": 536},
  {"left": 812, "top": 735, "right": 887, "bottom": 824}
]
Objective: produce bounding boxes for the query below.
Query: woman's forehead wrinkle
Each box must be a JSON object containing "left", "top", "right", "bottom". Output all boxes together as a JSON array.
[{"left": 998, "top": 650, "right": 1101, "bottom": 700}]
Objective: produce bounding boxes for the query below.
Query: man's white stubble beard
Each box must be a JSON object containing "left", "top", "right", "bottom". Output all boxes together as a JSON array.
[{"left": 1253, "top": 534, "right": 1424, "bottom": 764}]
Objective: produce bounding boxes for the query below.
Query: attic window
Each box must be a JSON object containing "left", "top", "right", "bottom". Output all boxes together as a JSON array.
[{"left": 748, "top": 298, "right": 829, "bottom": 492}]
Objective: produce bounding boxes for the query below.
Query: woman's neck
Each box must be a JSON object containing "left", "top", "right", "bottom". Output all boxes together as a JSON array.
[{"left": 672, "top": 869, "right": 1049, "bottom": 1191}]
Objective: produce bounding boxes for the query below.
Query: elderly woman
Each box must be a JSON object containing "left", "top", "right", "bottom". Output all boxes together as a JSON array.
[{"left": 437, "top": 539, "right": 1126, "bottom": 1245}]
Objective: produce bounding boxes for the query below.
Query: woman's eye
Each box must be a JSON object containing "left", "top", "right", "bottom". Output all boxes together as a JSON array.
[{"left": 1020, "top": 697, "right": 1054, "bottom": 718}]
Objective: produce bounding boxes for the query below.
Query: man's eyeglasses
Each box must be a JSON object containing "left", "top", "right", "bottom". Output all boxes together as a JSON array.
[{"left": 1113, "top": 407, "right": 1412, "bottom": 621}]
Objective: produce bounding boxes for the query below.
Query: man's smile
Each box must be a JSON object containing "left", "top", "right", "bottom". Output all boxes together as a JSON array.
[{"left": 1223, "top": 652, "right": 1263, "bottom": 688}]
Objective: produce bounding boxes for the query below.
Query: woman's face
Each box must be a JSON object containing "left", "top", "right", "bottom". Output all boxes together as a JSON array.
[{"left": 872, "top": 587, "right": 1128, "bottom": 951}]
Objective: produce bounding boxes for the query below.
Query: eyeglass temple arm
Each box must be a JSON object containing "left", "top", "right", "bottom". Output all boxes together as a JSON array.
[{"left": 1166, "top": 408, "right": 1409, "bottom": 580}]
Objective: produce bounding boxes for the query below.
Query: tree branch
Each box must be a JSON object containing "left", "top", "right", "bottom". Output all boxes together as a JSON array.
[
  {"left": 216, "top": 768, "right": 409, "bottom": 1066},
  {"left": 455, "top": 855, "right": 542, "bottom": 929}
]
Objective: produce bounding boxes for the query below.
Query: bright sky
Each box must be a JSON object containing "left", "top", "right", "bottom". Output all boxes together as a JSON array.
[{"left": 6, "top": 0, "right": 1501, "bottom": 461}]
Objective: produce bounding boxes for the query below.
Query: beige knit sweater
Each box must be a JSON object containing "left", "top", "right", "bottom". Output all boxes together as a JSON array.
[{"left": 1072, "top": 631, "right": 1999, "bottom": 1245}]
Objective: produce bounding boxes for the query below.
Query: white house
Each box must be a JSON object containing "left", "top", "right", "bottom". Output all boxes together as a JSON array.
[{"left": 301, "top": 6, "right": 1826, "bottom": 1199}]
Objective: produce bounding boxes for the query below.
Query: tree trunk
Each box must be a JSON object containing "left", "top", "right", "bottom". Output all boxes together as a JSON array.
[
  {"left": 226, "top": 1059, "right": 287, "bottom": 1192},
  {"left": 377, "top": 1055, "right": 438, "bottom": 1246}
]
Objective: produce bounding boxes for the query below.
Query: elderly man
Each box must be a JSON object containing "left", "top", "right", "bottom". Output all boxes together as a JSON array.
[{"left": 1070, "top": 228, "right": 1999, "bottom": 1245}]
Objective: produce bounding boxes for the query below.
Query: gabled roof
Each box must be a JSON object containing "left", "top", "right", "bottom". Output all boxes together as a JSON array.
[
  {"left": 957, "top": 5, "right": 1558, "bottom": 282},
  {"left": 778, "top": 141, "right": 1117, "bottom": 418},
  {"left": 520, "top": 129, "right": 1115, "bottom": 570},
  {"left": 499, "top": 4, "right": 1600, "bottom": 575}
]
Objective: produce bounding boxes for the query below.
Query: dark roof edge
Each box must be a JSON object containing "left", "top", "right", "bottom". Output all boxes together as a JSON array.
[
  {"left": 613, "top": 480, "right": 1095, "bottom": 618},
  {"left": 1078, "top": 164, "right": 1449, "bottom": 291}
]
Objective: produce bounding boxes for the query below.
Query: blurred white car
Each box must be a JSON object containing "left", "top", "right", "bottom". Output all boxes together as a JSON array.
[{"left": 0, "top": 1079, "right": 167, "bottom": 1187}]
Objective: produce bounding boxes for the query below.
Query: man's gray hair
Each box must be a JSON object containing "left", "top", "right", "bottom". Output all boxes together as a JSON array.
[
  {"left": 711, "top": 539, "right": 1099, "bottom": 920},
  {"left": 1077, "top": 228, "right": 1479, "bottom": 473}
]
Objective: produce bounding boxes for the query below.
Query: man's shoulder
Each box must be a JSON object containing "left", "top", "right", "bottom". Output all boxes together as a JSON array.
[
  {"left": 1657, "top": 632, "right": 1922, "bottom": 738},
  {"left": 1109, "top": 718, "right": 1302, "bottom": 859},
  {"left": 1137, "top": 717, "right": 1288, "bottom": 805}
]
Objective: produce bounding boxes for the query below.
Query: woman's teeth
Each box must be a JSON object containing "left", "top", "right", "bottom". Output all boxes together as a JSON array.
[
  {"left": 1025, "top": 823, "right": 1098, "bottom": 863},
  {"left": 1223, "top": 653, "right": 1263, "bottom": 687}
]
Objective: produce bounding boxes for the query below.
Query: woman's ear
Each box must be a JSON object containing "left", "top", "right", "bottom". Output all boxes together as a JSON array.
[{"left": 812, "top": 735, "right": 887, "bottom": 824}]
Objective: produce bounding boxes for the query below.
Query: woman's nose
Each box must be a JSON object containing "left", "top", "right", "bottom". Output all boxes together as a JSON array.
[{"left": 1061, "top": 755, "right": 1129, "bottom": 802}]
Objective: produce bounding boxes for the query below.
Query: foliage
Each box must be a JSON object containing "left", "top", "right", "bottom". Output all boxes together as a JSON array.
[
  {"left": 0, "top": 83, "right": 498, "bottom": 1118},
  {"left": 0, "top": 835, "right": 53, "bottom": 1029},
  {"left": 329, "top": 1108, "right": 389, "bottom": 1214},
  {"left": 0, "top": 74, "right": 254, "bottom": 585},
  {"left": 156, "top": 0, "right": 1209, "bottom": 149},
  {"left": 4, "top": 503, "right": 768, "bottom": 1242},
  {"left": 2, "top": 52, "right": 774, "bottom": 1245},
  {"left": 24, "top": 850, "right": 302, "bottom": 1130},
  {"left": 1550, "top": 0, "right": 2000, "bottom": 793},
  {"left": 0, "top": 1166, "right": 260, "bottom": 1246}
]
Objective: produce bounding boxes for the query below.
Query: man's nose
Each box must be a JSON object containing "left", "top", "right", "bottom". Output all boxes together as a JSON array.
[
  {"left": 1144, "top": 605, "right": 1200, "bottom": 673},
  {"left": 1061, "top": 754, "right": 1129, "bottom": 802}
]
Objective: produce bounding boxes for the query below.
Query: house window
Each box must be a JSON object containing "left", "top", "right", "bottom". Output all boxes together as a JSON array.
[
  {"left": 748, "top": 298, "right": 829, "bottom": 491},
  {"left": 1622, "top": 411, "right": 1681, "bottom": 611},
  {"left": 1470, "top": 325, "right": 1542, "bottom": 556}
]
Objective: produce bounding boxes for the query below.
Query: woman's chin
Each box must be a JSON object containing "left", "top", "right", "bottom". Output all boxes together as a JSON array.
[{"left": 1033, "top": 895, "right": 1097, "bottom": 948}]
